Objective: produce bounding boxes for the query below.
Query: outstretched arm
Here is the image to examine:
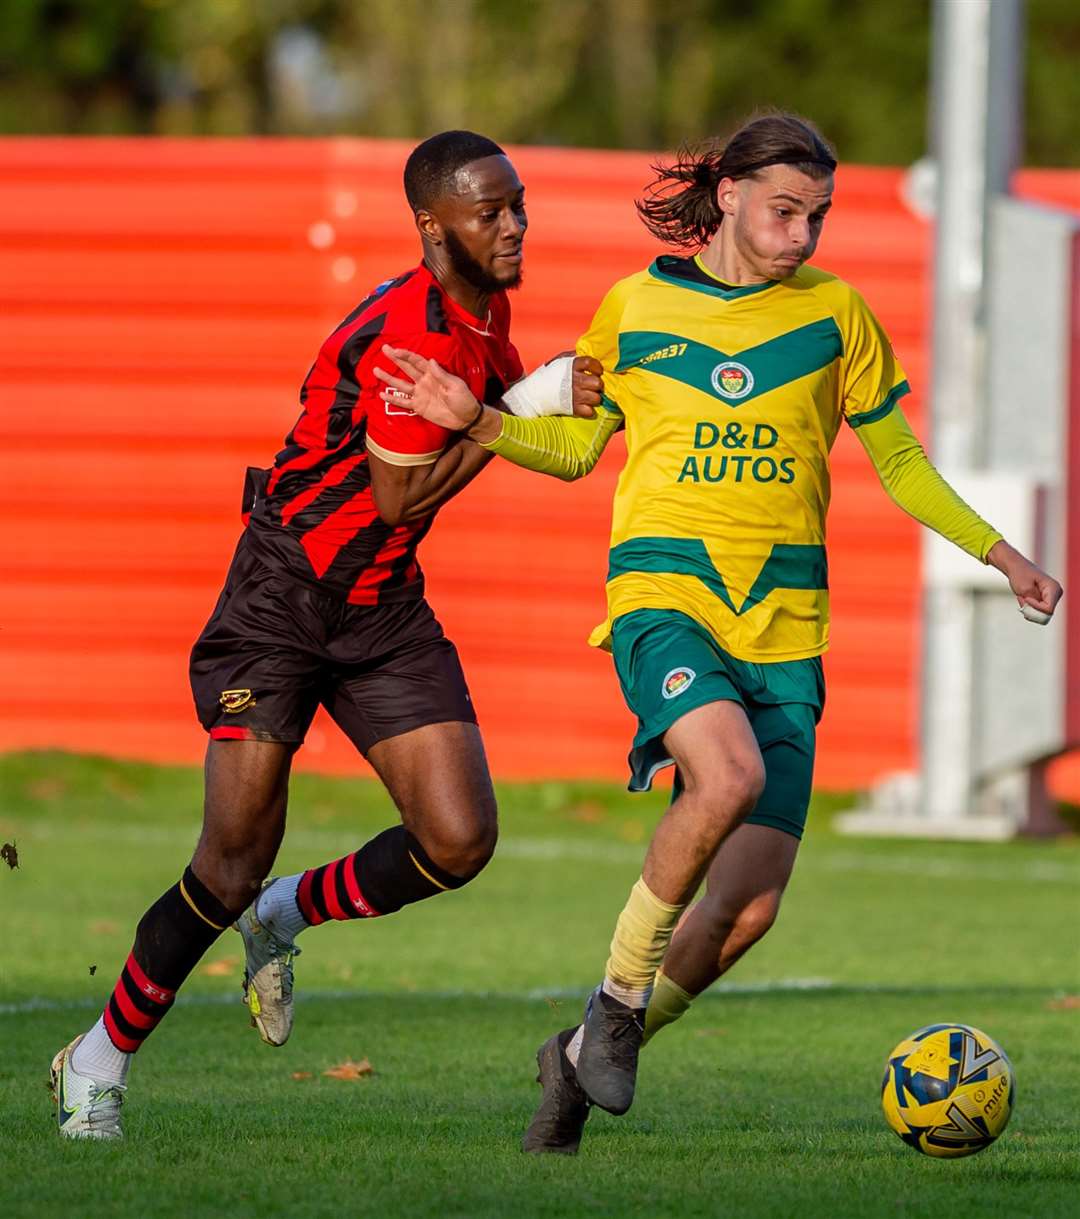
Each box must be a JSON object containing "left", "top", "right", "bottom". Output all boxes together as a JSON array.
[
  {"left": 374, "top": 345, "right": 619, "bottom": 481},
  {"left": 485, "top": 406, "right": 623, "bottom": 481},
  {"left": 855, "top": 406, "right": 1063, "bottom": 618}
]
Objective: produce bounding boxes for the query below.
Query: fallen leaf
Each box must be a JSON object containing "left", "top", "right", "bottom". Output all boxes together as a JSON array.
[
  {"left": 201, "top": 956, "right": 239, "bottom": 977},
  {"left": 1047, "top": 995, "right": 1080, "bottom": 1011},
  {"left": 543, "top": 996, "right": 562, "bottom": 1011},
  {"left": 291, "top": 1072, "right": 313, "bottom": 1081},
  {"left": 323, "top": 1058, "right": 374, "bottom": 1081},
  {"left": 89, "top": 919, "right": 118, "bottom": 935},
  {"left": 89, "top": 965, "right": 97, "bottom": 976},
  {"left": 1, "top": 842, "right": 19, "bottom": 870}
]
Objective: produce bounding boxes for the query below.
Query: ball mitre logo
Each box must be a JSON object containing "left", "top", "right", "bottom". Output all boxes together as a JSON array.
[
  {"left": 219, "top": 688, "right": 255, "bottom": 714},
  {"left": 661, "top": 667, "right": 696, "bottom": 700},
  {"left": 711, "top": 360, "right": 754, "bottom": 401}
]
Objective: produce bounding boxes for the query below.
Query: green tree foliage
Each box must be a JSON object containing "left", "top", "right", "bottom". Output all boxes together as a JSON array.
[{"left": 0, "top": 0, "right": 1076, "bottom": 165}]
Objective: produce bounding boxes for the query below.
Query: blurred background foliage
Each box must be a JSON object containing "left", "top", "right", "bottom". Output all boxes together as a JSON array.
[{"left": 1, "top": 0, "right": 1078, "bottom": 164}]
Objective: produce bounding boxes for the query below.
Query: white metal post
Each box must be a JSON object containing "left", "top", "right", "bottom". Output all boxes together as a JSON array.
[
  {"left": 922, "top": 0, "right": 1024, "bottom": 824},
  {"left": 839, "top": 0, "right": 1029, "bottom": 839}
]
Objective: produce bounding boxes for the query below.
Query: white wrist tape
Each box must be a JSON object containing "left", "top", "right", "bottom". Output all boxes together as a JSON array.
[
  {"left": 1020, "top": 603, "right": 1052, "bottom": 625},
  {"left": 502, "top": 355, "right": 575, "bottom": 418}
]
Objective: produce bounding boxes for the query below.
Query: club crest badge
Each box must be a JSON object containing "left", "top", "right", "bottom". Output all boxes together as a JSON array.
[
  {"left": 661, "top": 667, "right": 696, "bottom": 700},
  {"left": 711, "top": 360, "right": 754, "bottom": 401},
  {"left": 220, "top": 689, "right": 255, "bottom": 714}
]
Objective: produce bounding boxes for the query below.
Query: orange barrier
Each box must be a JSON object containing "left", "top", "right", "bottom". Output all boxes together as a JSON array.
[{"left": 1, "top": 139, "right": 1078, "bottom": 797}]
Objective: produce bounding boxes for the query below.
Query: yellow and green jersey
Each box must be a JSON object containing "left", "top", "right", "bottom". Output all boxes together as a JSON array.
[
  {"left": 485, "top": 254, "right": 1001, "bottom": 663},
  {"left": 581, "top": 254, "right": 910, "bottom": 660}
]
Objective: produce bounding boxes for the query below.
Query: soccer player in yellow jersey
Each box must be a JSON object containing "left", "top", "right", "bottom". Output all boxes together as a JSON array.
[{"left": 374, "top": 112, "right": 1063, "bottom": 1154}]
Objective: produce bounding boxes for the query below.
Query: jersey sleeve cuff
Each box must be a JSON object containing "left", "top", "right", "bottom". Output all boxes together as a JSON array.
[
  {"left": 365, "top": 437, "right": 442, "bottom": 467},
  {"left": 980, "top": 530, "right": 1005, "bottom": 563},
  {"left": 845, "top": 380, "right": 910, "bottom": 429}
]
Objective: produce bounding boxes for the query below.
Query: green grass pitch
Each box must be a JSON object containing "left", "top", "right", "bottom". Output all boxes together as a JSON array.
[{"left": 2, "top": 751, "right": 1078, "bottom": 1218}]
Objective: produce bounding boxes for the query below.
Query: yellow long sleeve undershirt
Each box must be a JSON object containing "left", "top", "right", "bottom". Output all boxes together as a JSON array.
[
  {"left": 852, "top": 405, "right": 1002, "bottom": 562},
  {"left": 484, "top": 401, "right": 1003, "bottom": 563},
  {"left": 481, "top": 400, "right": 620, "bottom": 481}
]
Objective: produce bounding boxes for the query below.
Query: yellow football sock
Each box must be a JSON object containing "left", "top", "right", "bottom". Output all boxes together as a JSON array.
[
  {"left": 604, "top": 877, "right": 686, "bottom": 1000},
  {"left": 642, "top": 970, "right": 695, "bottom": 1045}
]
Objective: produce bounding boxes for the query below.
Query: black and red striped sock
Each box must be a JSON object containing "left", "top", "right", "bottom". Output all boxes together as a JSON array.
[
  {"left": 102, "top": 865, "right": 241, "bottom": 1053},
  {"left": 295, "top": 826, "right": 468, "bottom": 925}
]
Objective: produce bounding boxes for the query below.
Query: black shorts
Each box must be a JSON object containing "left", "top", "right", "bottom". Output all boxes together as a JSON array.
[{"left": 189, "top": 535, "right": 476, "bottom": 755}]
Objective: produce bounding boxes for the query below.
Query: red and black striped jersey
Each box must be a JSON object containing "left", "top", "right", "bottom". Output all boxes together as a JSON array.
[{"left": 244, "top": 263, "right": 522, "bottom": 604}]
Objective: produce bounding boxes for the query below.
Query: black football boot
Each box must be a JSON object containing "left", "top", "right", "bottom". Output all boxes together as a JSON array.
[
  {"left": 521, "top": 1027, "right": 591, "bottom": 1154},
  {"left": 574, "top": 986, "right": 645, "bottom": 1116}
]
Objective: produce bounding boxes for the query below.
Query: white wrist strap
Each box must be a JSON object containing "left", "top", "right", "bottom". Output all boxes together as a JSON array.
[{"left": 501, "top": 355, "right": 575, "bottom": 418}]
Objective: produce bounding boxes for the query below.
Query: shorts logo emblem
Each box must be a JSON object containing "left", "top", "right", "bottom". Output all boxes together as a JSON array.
[
  {"left": 661, "top": 667, "right": 696, "bottom": 700},
  {"left": 220, "top": 689, "right": 255, "bottom": 714},
  {"left": 711, "top": 360, "right": 754, "bottom": 401}
]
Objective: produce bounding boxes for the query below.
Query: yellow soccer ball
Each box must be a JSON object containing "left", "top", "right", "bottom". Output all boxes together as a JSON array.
[{"left": 881, "top": 1023, "right": 1014, "bottom": 1158}]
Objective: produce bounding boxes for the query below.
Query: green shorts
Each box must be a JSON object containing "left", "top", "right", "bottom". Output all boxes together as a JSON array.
[{"left": 610, "top": 609, "right": 826, "bottom": 840}]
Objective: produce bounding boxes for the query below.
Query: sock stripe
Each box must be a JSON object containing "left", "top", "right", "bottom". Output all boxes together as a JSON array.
[
  {"left": 95, "top": 874, "right": 232, "bottom": 1061},
  {"left": 296, "top": 868, "right": 323, "bottom": 925},
  {"left": 298, "top": 865, "right": 332, "bottom": 925},
  {"left": 407, "top": 850, "right": 450, "bottom": 892},
  {"left": 291, "top": 826, "right": 467, "bottom": 927},
  {"left": 321, "top": 860, "right": 349, "bottom": 922},
  {"left": 103, "top": 1004, "right": 142, "bottom": 1053},
  {"left": 309, "top": 866, "right": 332, "bottom": 923},
  {"left": 404, "top": 832, "right": 469, "bottom": 890},
  {"left": 118, "top": 960, "right": 169, "bottom": 1019},
  {"left": 102, "top": 955, "right": 177, "bottom": 1054},
  {"left": 106, "top": 997, "right": 142, "bottom": 1042},
  {"left": 111, "top": 981, "right": 161, "bottom": 1031},
  {"left": 125, "top": 952, "right": 176, "bottom": 1005},
  {"left": 332, "top": 857, "right": 355, "bottom": 918},
  {"left": 178, "top": 876, "right": 228, "bottom": 931},
  {"left": 342, "top": 857, "right": 380, "bottom": 917}
]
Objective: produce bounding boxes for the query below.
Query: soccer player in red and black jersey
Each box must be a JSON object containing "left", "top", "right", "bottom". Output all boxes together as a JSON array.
[{"left": 50, "top": 130, "right": 603, "bottom": 1139}]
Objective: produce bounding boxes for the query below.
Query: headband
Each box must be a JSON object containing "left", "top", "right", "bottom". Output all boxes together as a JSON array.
[{"left": 728, "top": 153, "right": 837, "bottom": 176}]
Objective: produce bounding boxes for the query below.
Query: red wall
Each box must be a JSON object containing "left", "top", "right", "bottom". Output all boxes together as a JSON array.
[{"left": 2, "top": 139, "right": 1078, "bottom": 795}]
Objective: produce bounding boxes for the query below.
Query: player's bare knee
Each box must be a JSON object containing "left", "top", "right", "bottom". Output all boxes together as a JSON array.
[
  {"left": 732, "top": 756, "right": 767, "bottom": 814},
  {"left": 418, "top": 814, "right": 498, "bottom": 881},
  {"left": 715, "top": 765, "right": 766, "bottom": 831},
  {"left": 686, "top": 761, "right": 765, "bottom": 842},
  {"left": 191, "top": 838, "right": 272, "bottom": 909}
]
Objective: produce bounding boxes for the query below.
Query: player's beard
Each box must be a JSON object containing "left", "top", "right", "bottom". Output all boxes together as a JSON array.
[{"left": 444, "top": 228, "right": 523, "bottom": 294}]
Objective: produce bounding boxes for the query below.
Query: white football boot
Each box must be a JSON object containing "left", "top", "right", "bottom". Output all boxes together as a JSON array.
[
  {"left": 236, "top": 880, "right": 300, "bottom": 1047},
  {"left": 51, "top": 1036, "right": 125, "bottom": 1140}
]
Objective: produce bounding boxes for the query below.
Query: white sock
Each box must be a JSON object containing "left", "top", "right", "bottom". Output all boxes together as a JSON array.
[
  {"left": 255, "top": 874, "right": 310, "bottom": 942},
  {"left": 71, "top": 1017, "right": 131, "bottom": 1086},
  {"left": 565, "top": 1024, "right": 584, "bottom": 1067},
  {"left": 602, "top": 975, "right": 652, "bottom": 1010}
]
